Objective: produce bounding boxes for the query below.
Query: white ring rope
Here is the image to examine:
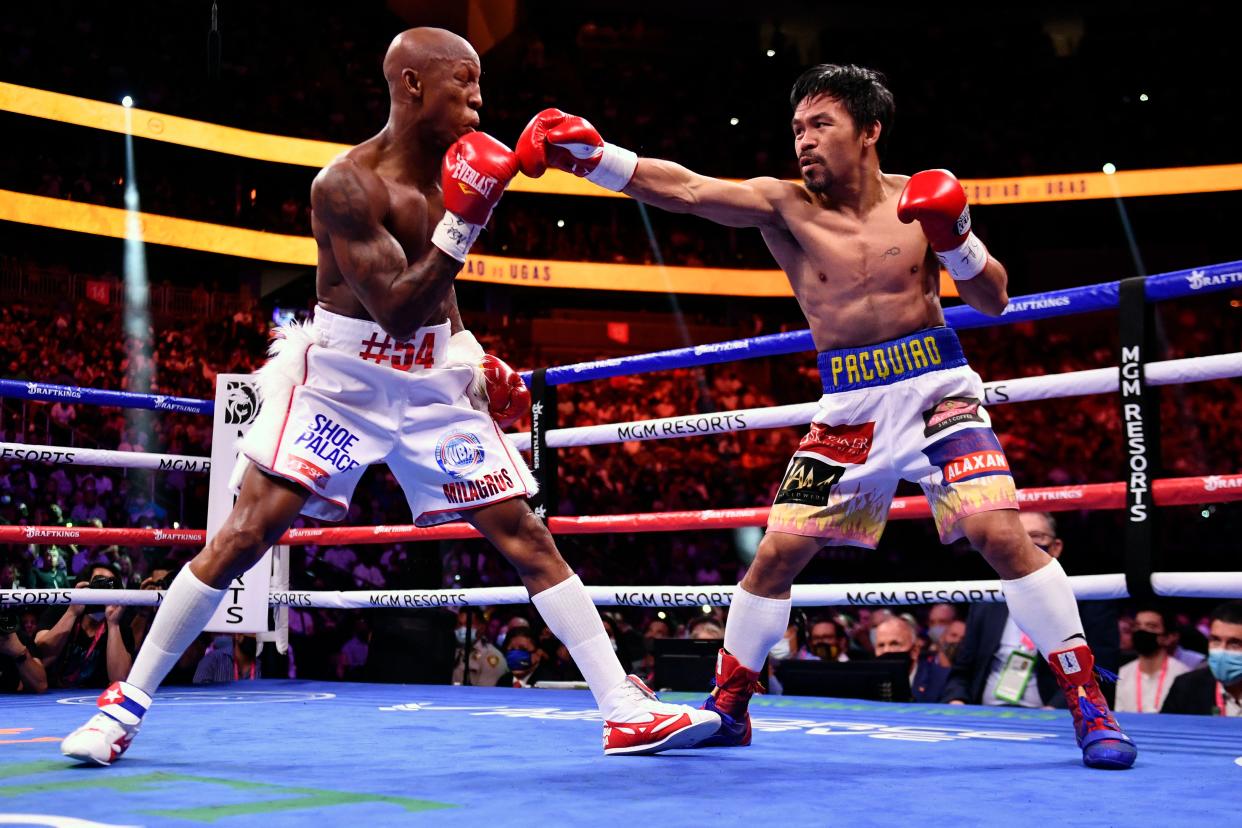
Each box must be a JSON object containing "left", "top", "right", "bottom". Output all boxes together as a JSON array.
[
  {"left": 6, "top": 572, "right": 1241, "bottom": 610},
  {"left": 0, "top": 442, "right": 210, "bottom": 472},
  {"left": 511, "top": 351, "right": 1242, "bottom": 452}
]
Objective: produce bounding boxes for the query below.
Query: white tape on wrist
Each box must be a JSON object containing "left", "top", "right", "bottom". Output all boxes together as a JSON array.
[
  {"left": 431, "top": 211, "right": 482, "bottom": 262},
  {"left": 936, "top": 232, "right": 989, "bottom": 281},
  {"left": 585, "top": 143, "right": 638, "bottom": 191}
]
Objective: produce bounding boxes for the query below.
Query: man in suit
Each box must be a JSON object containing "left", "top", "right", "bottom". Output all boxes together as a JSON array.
[
  {"left": 1161, "top": 600, "right": 1242, "bottom": 716},
  {"left": 874, "top": 616, "right": 950, "bottom": 703},
  {"left": 942, "top": 512, "right": 1120, "bottom": 707}
]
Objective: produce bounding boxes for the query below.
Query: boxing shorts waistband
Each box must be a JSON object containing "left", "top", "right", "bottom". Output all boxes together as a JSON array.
[
  {"left": 312, "top": 305, "right": 450, "bottom": 372},
  {"left": 817, "top": 326, "right": 967, "bottom": 394}
]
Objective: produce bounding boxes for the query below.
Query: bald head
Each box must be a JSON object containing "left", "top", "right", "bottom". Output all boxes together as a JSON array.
[{"left": 384, "top": 27, "right": 479, "bottom": 97}]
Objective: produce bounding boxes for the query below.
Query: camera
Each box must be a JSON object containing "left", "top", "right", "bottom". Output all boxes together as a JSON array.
[
  {"left": 90, "top": 575, "right": 121, "bottom": 591},
  {"left": 0, "top": 610, "right": 17, "bottom": 637}
]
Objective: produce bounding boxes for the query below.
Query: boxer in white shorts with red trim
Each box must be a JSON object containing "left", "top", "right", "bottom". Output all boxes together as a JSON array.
[
  {"left": 231, "top": 307, "right": 536, "bottom": 526},
  {"left": 60, "top": 27, "right": 718, "bottom": 768}
]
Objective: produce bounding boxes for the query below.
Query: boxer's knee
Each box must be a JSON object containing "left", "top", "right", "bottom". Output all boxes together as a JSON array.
[
  {"left": 962, "top": 512, "right": 1038, "bottom": 578},
  {"left": 191, "top": 520, "right": 275, "bottom": 589},
  {"left": 742, "top": 533, "right": 820, "bottom": 598}
]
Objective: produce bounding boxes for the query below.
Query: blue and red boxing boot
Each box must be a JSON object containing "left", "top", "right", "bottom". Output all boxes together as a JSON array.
[
  {"left": 697, "top": 649, "right": 763, "bottom": 747},
  {"left": 1048, "top": 643, "right": 1137, "bottom": 769}
]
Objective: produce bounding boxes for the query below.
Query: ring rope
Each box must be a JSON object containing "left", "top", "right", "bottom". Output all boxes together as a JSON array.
[
  {"left": 5, "top": 572, "right": 1241, "bottom": 610},
  {"left": 0, "top": 442, "right": 211, "bottom": 472},
  {"left": 512, "top": 351, "right": 1242, "bottom": 452},
  {"left": 3, "top": 473, "right": 1237, "bottom": 547}
]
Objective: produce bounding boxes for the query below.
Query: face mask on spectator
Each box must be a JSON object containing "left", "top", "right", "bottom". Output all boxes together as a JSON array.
[
  {"left": 506, "top": 648, "right": 533, "bottom": 672},
  {"left": 940, "top": 640, "right": 960, "bottom": 662},
  {"left": 1131, "top": 630, "right": 1162, "bottom": 656},
  {"left": 454, "top": 627, "right": 469, "bottom": 646},
  {"left": 928, "top": 624, "right": 946, "bottom": 644},
  {"left": 811, "top": 642, "right": 838, "bottom": 660},
  {"left": 876, "top": 649, "right": 912, "bottom": 669},
  {"left": 87, "top": 610, "right": 106, "bottom": 622},
  {"left": 1207, "top": 649, "right": 1242, "bottom": 686},
  {"left": 769, "top": 637, "right": 791, "bottom": 661}
]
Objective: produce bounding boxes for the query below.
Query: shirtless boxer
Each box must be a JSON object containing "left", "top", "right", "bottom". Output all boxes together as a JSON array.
[
  {"left": 59, "top": 28, "right": 718, "bottom": 765},
  {"left": 516, "top": 64, "right": 1135, "bottom": 769}
]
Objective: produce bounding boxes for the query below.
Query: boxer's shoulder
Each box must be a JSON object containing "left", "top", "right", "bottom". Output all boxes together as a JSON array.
[{"left": 311, "top": 156, "right": 391, "bottom": 233}]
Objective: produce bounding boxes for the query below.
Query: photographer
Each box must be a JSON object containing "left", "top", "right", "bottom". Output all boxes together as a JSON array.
[
  {"left": 34, "top": 562, "right": 134, "bottom": 689},
  {"left": 0, "top": 606, "right": 48, "bottom": 693}
]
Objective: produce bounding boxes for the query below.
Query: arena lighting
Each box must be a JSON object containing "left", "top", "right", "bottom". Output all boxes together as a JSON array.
[
  {"left": 729, "top": 117, "right": 739, "bottom": 126},
  {"left": 121, "top": 95, "right": 133, "bottom": 108},
  {"left": 766, "top": 49, "right": 776, "bottom": 57},
  {"left": 1103, "top": 162, "right": 1118, "bottom": 175},
  {"left": 556, "top": 219, "right": 565, "bottom": 227},
  {"left": 2, "top": 82, "right": 1240, "bottom": 202},
  {"left": 1140, "top": 92, "right": 1150, "bottom": 102},
  {"left": 122, "top": 104, "right": 154, "bottom": 443}
]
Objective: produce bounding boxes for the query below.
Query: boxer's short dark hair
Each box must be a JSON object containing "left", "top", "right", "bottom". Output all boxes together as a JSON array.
[{"left": 790, "top": 64, "right": 895, "bottom": 149}]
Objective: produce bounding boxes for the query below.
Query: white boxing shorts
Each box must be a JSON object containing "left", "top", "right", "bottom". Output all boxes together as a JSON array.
[
  {"left": 767, "top": 327, "right": 1019, "bottom": 547},
  {"left": 231, "top": 306, "right": 536, "bottom": 524}
]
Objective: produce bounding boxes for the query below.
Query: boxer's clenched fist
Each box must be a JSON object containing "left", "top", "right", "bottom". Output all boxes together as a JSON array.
[
  {"left": 898, "top": 169, "right": 988, "bottom": 281},
  {"left": 517, "top": 108, "right": 637, "bottom": 192},
  {"left": 432, "top": 131, "right": 519, "bottom": 261}
]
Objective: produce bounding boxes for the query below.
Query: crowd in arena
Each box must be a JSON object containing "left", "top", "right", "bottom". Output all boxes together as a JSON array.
[{"left": 1, "top": 5, "right": 1239, "bottom": 718}]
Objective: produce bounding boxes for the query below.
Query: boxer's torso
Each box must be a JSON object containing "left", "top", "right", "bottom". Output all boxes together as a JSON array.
[
  {"left": 761, "top": 173, "right": 945, "bottom": 352},
  {"left": 312, "top": 139, "right": 446, "bottom": 326}
]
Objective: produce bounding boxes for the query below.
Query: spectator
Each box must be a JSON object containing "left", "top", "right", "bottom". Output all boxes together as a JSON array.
[
  {"left": 935, "top": 619, "right": 967, "bottom": 670},
  {"left": 926, "top": 603, "right": 958, "bottom": 648},
  {"left": 34, "top": 562, "right": 134, "bottom": 689},
  {"left": 804, "top": 617, "right": 850, "bottom": 662},
  {"left": 24, "top": 546, "right": 70, "bottom": 589},
  {"left": 688, "top": 617, "right": 724, "bottom": 641},
  {"left": 336, "top": 617, "right": 370, "bottom": 680},
  {"left": 194, "top": 634, "right": 261, "bottom": 684},
  {"left": 1162, "top": 600, "right": 1242, "bottom": 717},
  {"left": 496, "top": 628, "right": 558, "bottom": 688},
  {"left": 943, "top": 512, "right": 1119, "bottom": 707},
  {"left": 874, "top": 616, "right": 948, "bottom": 703},
  {"left": 0, "top": 606, "right": 48, "bottom": 693},
  {"left": 452, "top": 610, "right": 507, "bottom": 687},
  {"left": 1115, "top": 607, "right": 1190, "bottom": 713}
]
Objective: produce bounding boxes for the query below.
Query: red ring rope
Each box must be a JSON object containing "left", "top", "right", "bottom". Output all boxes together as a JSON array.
[{"left": 1, "top": 473, "right": 1236, "bottom": 547}]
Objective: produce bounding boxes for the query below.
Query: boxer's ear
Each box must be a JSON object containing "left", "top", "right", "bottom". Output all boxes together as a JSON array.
[{"left": 401, "top": 68, "right": 422, "bottom": 100}]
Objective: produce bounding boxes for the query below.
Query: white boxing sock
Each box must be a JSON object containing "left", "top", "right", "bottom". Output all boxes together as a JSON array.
[
  {"left": 126, "top": 565, "right": 228, "bottom": 695},
  {"left": 1000, "top": 557, "right": 1085, "bottom": 658},
  {"left": 724, "top": 586, "right": 792, "bottom": 671},
  {"left": 530, "top": 575, "right": 626, "bottom": 710}
]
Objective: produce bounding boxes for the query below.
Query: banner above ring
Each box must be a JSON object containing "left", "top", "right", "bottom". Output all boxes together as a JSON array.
[{"left": 4, "top": 81, "right": 1242, "bottom": 204}]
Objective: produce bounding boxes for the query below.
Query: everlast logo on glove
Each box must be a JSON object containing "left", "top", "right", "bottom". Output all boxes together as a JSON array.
[
  {"left": 774, "top": 456, "right": 844, "bottom": 508},
  {"left": 451, "top": 158, "right": 498, "bottom": 198}
]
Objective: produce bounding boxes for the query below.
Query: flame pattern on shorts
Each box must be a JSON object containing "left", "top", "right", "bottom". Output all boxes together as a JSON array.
[
  {"left": 923, "top": 475, "right": 1019, "bottom": 542},
  {"left": 767, "top": 485, "right": 891, "bottom": 548}
]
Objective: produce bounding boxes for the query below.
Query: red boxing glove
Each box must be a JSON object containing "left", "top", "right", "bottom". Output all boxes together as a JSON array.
[
  {"left": 516, "top": 108, "right": 637, "bottom": 191},
  {"left": 432, "top": 131, "right": 519, "bottom": 261},
  {"left": 897, "top": 169, "right": 988, "bottom": 281},
  {"left": 481, "top": 354, "right": 530, "bottom": 429}
]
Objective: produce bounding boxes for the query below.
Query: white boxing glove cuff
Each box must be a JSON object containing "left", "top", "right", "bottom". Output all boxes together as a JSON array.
[
  {"left": 585, "top": 143, "right": 638, "bottom": 192},
  {"left": 936, "top": 232, "right": 989, "bottom": 281},
  {"left": 431, "top": 211, "right": 483, "bottom": 262}
]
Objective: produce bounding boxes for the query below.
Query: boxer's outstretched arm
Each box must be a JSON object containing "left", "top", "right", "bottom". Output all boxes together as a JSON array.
[
  {"left": 312, "top": 160, "right": 460, "bottom": 340},
  {"left": 622, "top": 159, "right": 788, "bottom": 229}
]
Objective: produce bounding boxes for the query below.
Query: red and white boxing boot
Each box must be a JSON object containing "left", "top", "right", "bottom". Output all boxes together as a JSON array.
[
  {"left": 61, "top": 680, "right": 151, "bottom": 766},
  {"left": 1048, "top": 644, "right": 1137, "bottom": 770},
  {"left": 697, "top": 649, "right": 762, "bottom": 747},
  {"left": 602, "top": 675, "right": 721, "bottom": 756}
]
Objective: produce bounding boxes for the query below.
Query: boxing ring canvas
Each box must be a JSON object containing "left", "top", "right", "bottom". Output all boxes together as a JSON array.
[{"left": 2, "top": 680, "right": 1239, "bottom": 827}]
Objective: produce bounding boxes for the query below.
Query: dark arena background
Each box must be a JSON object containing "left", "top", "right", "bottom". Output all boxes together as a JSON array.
[{"left": 1, "top": 2, "right": 1240, "bottom": 826}]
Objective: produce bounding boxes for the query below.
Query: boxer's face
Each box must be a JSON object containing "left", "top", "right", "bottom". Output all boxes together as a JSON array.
[
  {"left": 792, "top": 94, "right": 872, "bottom": 194},
  {"left": 421, "top": 56, "right": 483, "bottom": 150}
]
